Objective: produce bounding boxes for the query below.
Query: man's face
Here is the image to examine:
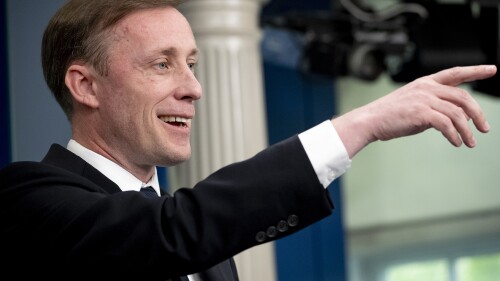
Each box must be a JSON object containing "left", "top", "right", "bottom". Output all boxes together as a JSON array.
[{"left": 93, "top": 7, "right": 202, "bottom": 169}]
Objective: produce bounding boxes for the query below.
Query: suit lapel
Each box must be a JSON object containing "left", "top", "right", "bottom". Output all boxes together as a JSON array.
[{"left": 41, "top": 144, "right": 122, "bottom": 195}]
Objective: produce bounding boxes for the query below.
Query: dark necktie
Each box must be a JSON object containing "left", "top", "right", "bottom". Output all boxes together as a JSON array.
[
  {"left": 139, "top": 187, "right": 192, "bottom": 281},
  {"left": 140, "top": 186, "right": 159, "bottom": 198}
]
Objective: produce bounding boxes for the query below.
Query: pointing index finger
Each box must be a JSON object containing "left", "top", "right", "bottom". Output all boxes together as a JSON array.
[{"left": 430, "top": 65, "right": 497, "bottom": 86}]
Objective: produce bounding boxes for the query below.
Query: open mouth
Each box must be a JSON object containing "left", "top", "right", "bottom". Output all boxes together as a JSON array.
[{"left": 159, "top": 116, "right": 192, "bottom": 128}]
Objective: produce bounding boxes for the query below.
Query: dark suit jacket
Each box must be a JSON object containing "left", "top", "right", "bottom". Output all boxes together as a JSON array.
[{"left": 0, "top": 136, "right": 333, "bottom": 281}]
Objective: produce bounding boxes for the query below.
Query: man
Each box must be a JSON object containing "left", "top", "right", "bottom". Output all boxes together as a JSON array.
[{"left": 0, "top": 0, "right": 496, "bottom": 280}]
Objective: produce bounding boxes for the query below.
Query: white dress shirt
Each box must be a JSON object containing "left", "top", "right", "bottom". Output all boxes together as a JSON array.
[{"left": 67, "top": 140, "right": 161, "bottom": 195}]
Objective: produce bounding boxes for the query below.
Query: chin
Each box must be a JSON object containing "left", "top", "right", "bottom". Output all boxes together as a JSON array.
[{"left": 161, "top": 148, "right": 191, "bottom": 167}]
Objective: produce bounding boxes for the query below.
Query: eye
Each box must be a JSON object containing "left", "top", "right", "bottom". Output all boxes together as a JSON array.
[
  {"left": 188, "top": 62, "right": 196, "bottom": 73},
  {"left": 158, "top": 62, "right": 168, "bottom": 70}
]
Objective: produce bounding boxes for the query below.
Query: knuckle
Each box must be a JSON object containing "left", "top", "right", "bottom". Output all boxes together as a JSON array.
[
  {"left": 448, "top": 66, "right": 462, "bottom": 78},
  {"left": 440, "top": 118, "right": 455, "bottom": 135},
  {"left": 407, "top": 103, "right": 426, "bottom": 117},
  {"left": 412, "top": 79, "right": 436, "bottom": 96},
  {"left": 456, "top": 87, "right": 470, "bottom": 100},
  {"left": 449, "top": 106, "right": 465, "bottom": 120}
]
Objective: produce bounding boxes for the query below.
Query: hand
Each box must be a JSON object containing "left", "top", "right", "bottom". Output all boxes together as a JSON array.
[{"left": 332, "top": 65, "right": 497, "bottom": 158}]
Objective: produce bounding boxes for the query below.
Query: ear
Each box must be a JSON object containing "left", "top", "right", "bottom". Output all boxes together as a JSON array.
[{"left": 65, "top": 64, "right": 99, "bottom": 109}]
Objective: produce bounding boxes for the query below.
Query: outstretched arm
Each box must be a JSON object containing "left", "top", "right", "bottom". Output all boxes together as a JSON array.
[{"left": 332, "top": 65, "right": 497, "bottom": 158}]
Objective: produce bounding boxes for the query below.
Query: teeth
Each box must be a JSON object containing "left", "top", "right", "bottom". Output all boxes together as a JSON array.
[{"left": 159, "top": 116, "right": 192, "bottom": 124}]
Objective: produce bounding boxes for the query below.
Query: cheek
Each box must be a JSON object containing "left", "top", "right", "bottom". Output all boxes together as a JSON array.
[
  {"left": 97, "top": 85, "right": 137, "bottom": 128},
  {"left": 100, "top": 74, "right": 142, "bottom": 109},
  {"left": 98, "top": 71, "right": 163, "bottom": 124}
]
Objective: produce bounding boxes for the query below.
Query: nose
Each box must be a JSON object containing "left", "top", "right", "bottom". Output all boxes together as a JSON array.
[{"left": 174, "top": 65, "right": 202, "bottom": 102}]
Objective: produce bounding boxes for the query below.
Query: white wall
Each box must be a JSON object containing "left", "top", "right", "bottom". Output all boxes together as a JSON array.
[{"left": 337, "top": 73, "right": 500, "bottom": 281}]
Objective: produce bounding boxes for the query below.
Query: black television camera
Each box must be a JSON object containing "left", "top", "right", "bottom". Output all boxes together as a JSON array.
[{"left": 262, "top": 0, "right": 500, "bottom": 97}]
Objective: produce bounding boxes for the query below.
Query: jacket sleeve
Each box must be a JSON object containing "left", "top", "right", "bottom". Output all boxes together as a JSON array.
[{"left": 0, "top": 135, "right": 334, "bottom": 280}]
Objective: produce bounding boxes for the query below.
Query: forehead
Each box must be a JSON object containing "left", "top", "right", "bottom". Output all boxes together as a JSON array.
[{"left": 110, "top": 7, "right": 197, "bottom": 55}]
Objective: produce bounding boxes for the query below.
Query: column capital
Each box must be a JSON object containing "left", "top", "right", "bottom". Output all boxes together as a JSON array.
[{"left": 179, "top": 0, "right": 268, "bottom": 36}]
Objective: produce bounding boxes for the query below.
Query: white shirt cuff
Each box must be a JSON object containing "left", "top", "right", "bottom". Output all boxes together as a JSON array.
[{"left": 298, "top": 120, "right": 352, "bottom": 188}]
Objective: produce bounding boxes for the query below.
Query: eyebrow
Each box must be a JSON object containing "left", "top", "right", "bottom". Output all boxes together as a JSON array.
[{"left": 161, "top": 47, "right": 199, "bottom": 58}]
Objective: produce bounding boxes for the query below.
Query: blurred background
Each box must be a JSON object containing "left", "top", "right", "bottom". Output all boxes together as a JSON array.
[{"left": 1, "top": 0, "right": 500, "bottom": 280}]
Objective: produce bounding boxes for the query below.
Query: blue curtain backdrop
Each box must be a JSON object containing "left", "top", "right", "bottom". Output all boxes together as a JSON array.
[
  {"left": 261, "top": 1, "right": 346, "bottom": 280},
  {"left": 263, "top": 62, "right": 346, "bottom": 281}
]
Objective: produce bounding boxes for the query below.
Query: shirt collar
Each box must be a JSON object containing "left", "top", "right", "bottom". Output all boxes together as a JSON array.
[{"left": 67, "top": 139, "right": 160, "bottom": 195}]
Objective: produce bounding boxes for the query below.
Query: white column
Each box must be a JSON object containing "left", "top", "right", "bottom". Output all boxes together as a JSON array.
[{"left": 171, "top": 1, "right": 276, "bottom": 281}]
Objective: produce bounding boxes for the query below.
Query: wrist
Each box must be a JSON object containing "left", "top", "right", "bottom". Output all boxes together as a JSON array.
[{"left": 331, "top": 108, "right": 377, "bottom": 158}]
